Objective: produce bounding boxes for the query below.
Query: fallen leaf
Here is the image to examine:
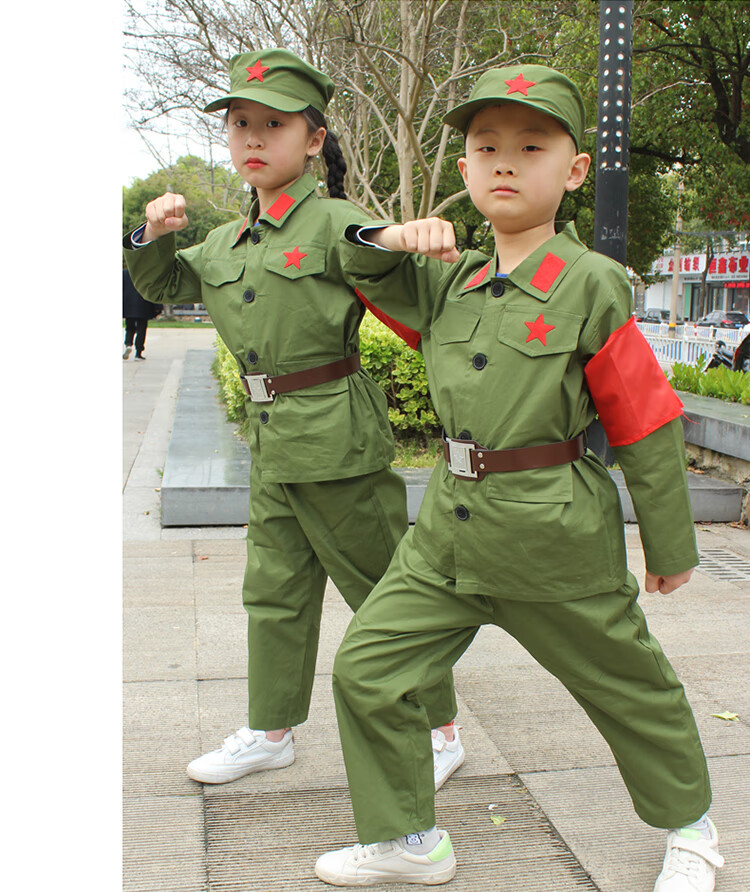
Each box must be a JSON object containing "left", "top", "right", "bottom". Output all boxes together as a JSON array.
[
  {"left": 490, "top": 814, "right": 506, "bottom": 825},
  {"left": 710, "top": 711, "right": 739, "bottom": 721}
]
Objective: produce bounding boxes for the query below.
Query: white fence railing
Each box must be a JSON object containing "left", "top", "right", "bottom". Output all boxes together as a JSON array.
[
  {"left": 638, "top": 322, "right": 744, "bottom": 347},
  {"left": 642, "top": 335, "right": 714, "bottom": 366}
]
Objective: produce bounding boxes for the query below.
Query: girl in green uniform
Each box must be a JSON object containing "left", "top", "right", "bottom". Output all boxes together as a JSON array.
[{"left": 124, "top": 49, "right": 462, "bottom": 788}]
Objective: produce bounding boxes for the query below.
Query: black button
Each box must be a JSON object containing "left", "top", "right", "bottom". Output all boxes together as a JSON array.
[
  {"left": 454, "top": 505, "right": 470, "bottom": 521},
  {"left": 250, "top": 230, "right": 260, "bottom": 245},
  {"left": 491, "top": 279, "right": 505, "bottom": 297},
  {"left": 247, "top": 350, "right": 258, "bottom": 365},
  {"left": 243, "top": 289, "right": 256, "bottom": 303},
  {"left": 458, "top": 430, "right": 472, "bottom": 440},
  {"left": 472, "top": 353, "right": 487, "bottom": 370},
  {"left": 259, "top": 411, "right": 269, "bottom": 424}
]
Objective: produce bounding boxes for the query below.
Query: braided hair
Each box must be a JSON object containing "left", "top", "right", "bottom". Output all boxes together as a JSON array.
[{"left": 302, "top": 106, "right": 348, "bottom": 200}]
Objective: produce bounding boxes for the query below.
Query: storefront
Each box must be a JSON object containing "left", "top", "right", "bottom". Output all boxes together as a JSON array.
[{"left": 645, "top": 249, "right": 750, "bottom": 320}]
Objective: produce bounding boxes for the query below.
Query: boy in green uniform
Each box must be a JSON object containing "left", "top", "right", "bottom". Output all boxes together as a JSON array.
[
  {"left": 314, "top": 65, "right": 723, "bottom": 891},
  {"left": 123, "top": 50, "right": 461, "bottom": 790}
]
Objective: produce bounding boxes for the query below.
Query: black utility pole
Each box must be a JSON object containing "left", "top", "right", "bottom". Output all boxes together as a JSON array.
[
  {"left": 588, "top": 2, "right": 634, "bottom": 464},
  {"left": 593, "top": 1, "right": 633, "bottom": 267}
]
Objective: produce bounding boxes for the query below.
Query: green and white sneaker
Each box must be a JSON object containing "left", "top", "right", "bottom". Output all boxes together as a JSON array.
[
  {"left": 315, "top": 830, "right": 456, "bottom": 886},
  {"left": 654, "top": 820, "right": 724, "bottom": 892},
  {"left": 186, "top": 727, "right": 294, "bottom": 784}
]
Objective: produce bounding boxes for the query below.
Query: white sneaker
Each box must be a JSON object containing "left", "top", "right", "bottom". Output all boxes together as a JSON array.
[
  {"left": 186, "top": 727, "right": 294, "bottom": 784},
  {"left": 654, "top": 821, "right": 724, "bottom": 892},
  {"left": 315, "top": 830, "right": 456, "bottom": 886},
  {"left": 123, "top": 345, "right": 132, "bottom": 359},
  {"left": 432, "top": 727, "right": 464, "bottom": 791}
]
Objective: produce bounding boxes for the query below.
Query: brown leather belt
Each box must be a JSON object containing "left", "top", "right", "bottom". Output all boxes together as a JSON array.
[
  {"left": 443, "top": 433, "right": 585, "bottom": 480},
  {"left": 241, "top": 352, "right": 361, "bottom": 402}
]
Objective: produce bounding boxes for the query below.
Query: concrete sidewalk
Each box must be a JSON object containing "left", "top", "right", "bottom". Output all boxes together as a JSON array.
[{"left": 124, "top": 329, "right": 750, "bottom": 891}]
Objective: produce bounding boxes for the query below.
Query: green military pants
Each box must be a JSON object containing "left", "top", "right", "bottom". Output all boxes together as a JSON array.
[
  {"left": 333, "top": 529, "right": 711, "bottom": 843},
  {"left": 243, "top": 465, "right": 457, "bottom": 731}
]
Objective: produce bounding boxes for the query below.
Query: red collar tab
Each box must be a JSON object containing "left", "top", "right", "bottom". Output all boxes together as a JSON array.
[
  {"left": 525, "top": 313, "right": 556, "bottom": 346},
  {"left": 235, "top": 215, "right": 250, "bottom": 244},
  {"left": 529, "top": 253, "right": 566, "bottom": 293},
  {"left": 266, "top": 192, "right": 296, "bottom": 220},
  {"left": 246, "top": 60, "right": 269, "bottom": 82},
  {"left": 505, "top": 73, "right": 536, "bottom": 96},
  {"left": 464, "top": 261, "right": 491, "bottom": 290},
  {"left": 283, "top": 246, "right": 307, "bottom": 269}
]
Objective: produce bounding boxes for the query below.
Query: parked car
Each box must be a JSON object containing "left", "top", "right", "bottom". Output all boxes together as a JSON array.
[
  {"left": 641, "top": 309, "right": 683, "bottom": 325},
  {"left": 697, "top": 310, "right": 750, "bottom": 329}
]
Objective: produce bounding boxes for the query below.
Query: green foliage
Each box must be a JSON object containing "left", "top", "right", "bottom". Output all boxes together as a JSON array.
[
  {"left": 358, "top": 315, "right": 440, "bottom": 442},
  {"left": 669, "top": 356, "right": 750, "bottom": 404},
  {"left": 211, "top": 336, "right": 246, "bottom": 423},
  {"left": 211, "top": 316, "right": 441, "bottom": 442},
  {"left": 122, "top": 155, "right": 249, "bottom": 250}
]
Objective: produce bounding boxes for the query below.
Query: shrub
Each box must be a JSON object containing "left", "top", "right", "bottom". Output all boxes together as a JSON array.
[
  {"left": 212, "top": 337, "right": 246, "bottom": 423},
  {"left": 669, "top": 356, "right": 750, "bottom": 405},
  {"left": 358, "top": 314, "right": 440, "bottom": 443},
  {"left": 212, "top": 314, "right": 441, "bottom": 441}
]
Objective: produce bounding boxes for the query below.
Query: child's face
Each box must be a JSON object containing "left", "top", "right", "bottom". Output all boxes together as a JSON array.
[
  {"left": 227, "top": 99, "right": 325, "bottom": 192},
  {"left": 457, "top": 103, "right": 590, "bottom": 236}
]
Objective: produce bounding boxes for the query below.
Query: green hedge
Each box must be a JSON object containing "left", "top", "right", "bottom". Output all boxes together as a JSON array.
[
  {"left": 212, "top": 314, "right": 441, "bottom": 441},
  {"left": 669, "top": 356, "right": 750, "bottom": 405}
]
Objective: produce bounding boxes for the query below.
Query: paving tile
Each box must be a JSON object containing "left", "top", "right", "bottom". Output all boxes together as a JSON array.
[
  {"left": 123, "top": 793, "right": 206, "bottom": 892},
  {"left": 123, "top": 607, "right": 197, "bottom": 682},
  {"left": 123, "top": 680, "right": 201, "bottom": 795},
  {"left": 521, "top": 754, "right": 750, "bottom": 892},
  {"left": 203, "top": 776, "right": 598, "bottom": 891}
]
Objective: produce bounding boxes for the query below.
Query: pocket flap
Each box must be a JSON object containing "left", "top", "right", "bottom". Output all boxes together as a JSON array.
[
  {"left": 498, "top": 307, "right": 582, "bottom": 357},
  {"left": 432, "top": 301, "right": 481, "bottom": 344},
  {"left": 486, "top": 464, "right": 573, "bottom": 503},
  {"left": 263, "top": 245, "right": 326, "bottom": 279},
  {"left": 203, "top": 259, "right": 245, "bottom": 287}
]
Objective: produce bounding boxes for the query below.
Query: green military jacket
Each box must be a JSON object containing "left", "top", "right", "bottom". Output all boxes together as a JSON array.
[
  {"left": 341, "top": 222, "right": 699, "bottom": 600},
  {"left": 124, "top": 173, "right": 396, "bottom": 484}
]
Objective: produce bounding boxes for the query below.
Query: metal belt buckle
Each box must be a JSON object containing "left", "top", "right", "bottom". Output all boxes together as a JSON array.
[
  {"left": 446, "top": 438, "right": 477, "bottom": 479},
  {"left": 244, "top": 374, "right": 274, "bottom": 403}
]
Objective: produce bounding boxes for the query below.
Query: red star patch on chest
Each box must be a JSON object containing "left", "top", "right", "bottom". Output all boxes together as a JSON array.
[
  {"left": 283, "top": 246, "right": 308, "bottom": 269},
  {"left": 525, "top": 313, "right": 555, "bottom": 345},
  {"left": 505, "top": 73, "right": 536, "bottom": 96},
  {"left": 246, "top": 60, "right": 269, "bottom": 82}
]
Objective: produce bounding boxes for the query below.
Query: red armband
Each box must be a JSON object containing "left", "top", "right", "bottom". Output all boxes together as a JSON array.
[
  {"left": 584, "top": 316, "right": 683, "bottom": 446},
  {"left": 355, "top": 288, "right": 421, "bottom": 350}
]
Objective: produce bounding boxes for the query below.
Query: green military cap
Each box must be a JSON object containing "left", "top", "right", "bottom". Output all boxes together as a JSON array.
[
  {"left": 444, "top": 63, "right": 585, "bottom": 150},
  {"left": 204, "top": 48, "right": 334, "bottom": 115}
]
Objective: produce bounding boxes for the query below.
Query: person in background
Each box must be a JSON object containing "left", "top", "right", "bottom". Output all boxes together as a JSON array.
[{"left": 123, "top": 268, "right": 161, "bottom": 360}]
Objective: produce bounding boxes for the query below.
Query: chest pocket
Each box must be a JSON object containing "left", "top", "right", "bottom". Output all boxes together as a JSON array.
[
  {"left": 203, "top": 258, "right": 245, "bottom": 288},
  {"left": 498, "top": 307, "right": 582, "bottom": 357},
  {"left": 263, "top": 245, "right": 327, "bottom": 280},
  {"left": 432, "top": 300, "right": 481, "bottom": 345}
]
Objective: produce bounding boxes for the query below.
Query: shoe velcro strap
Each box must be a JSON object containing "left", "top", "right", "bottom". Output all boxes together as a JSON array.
[{"left": 672, "top": 837, "right": 725, "bottom": 869}]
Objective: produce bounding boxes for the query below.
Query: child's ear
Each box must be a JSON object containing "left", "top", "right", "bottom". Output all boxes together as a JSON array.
[
  {"left": 307, "top": 126, "right": 327, "bottom": 157},
  {"left": 457, "top": 157, "right": 469, "bottom": 187},
  {"left": 565, "top": 153, "right": 591, "bottom": 192}
]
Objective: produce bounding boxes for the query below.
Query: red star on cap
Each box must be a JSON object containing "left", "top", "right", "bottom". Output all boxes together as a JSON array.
[
  {"left": 283, "top": 246, "right": 308, "bottom": 269},
  {"left": 505, "top": 73, "right": 536, "bottom": 96},
  {"left": 525, "top": 313, "right": 555, "bottom": 345},
  {"left": 246, "top": 60, "right": 270, "bottom": 82}
]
